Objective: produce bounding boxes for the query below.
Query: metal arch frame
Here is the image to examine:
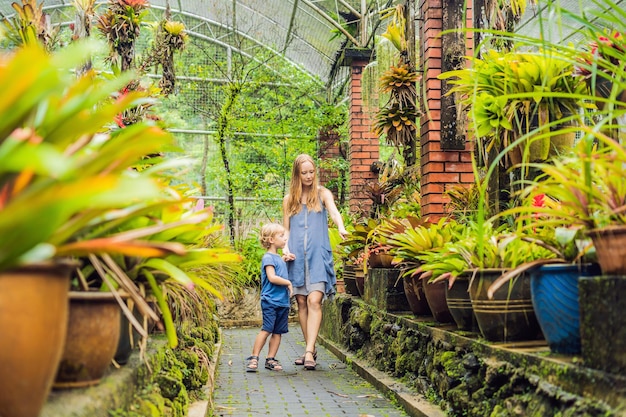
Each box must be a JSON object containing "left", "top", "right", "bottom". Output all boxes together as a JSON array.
[
  {"left": 32, "top": 0, "right": 396, "bottom": 91},
  {"left": 37, "top": 2, "right": 328, "bottom": 86}
]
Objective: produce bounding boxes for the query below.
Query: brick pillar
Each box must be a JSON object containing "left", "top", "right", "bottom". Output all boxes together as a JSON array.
[
  {"left": 348, "top": 57, "right": 379, "bottom": 217},
  {"left": 318, "top": 128, "right": 342, "bottom": 195},
  {"left": 419, "top": 0, "right": 474, "bottom": 221}
]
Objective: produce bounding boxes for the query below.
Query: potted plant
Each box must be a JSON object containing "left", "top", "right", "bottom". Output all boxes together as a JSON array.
[
  {"left": 440, "top": 48, "right": 587, "bottom": 168},
  {"left": 384, "top": 217, "right": 462, "bottom": 322},
  {"left": 0, "top": 42, "right": 229, "bottom": 415},
  {"left": 375, "top": 216, "right": 430, "bottom": 316},
  {"left": 420, "top": 221, "right": 553, "bottom": 341},
  {"left": 497, "top": 134, "right": 626, "bottom": 365},
  {"left": 511, "top": 136, "right": 626, "bottom": 275},
  {"left": 340, "top": 218, "right": 376, "bottom": 296}
]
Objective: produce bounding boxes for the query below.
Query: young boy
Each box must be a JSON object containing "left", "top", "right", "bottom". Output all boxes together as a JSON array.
[{"left": 245, "top": 223, "right": 293, "bottom": 372}]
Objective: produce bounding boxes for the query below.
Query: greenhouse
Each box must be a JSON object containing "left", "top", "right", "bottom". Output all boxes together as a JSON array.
[{"left": 1, "top": 0, "right": 626, "bottom": 416}]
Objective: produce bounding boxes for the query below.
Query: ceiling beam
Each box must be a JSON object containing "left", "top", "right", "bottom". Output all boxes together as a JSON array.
[
  {"left": 283, "top": 0, "right": 299, "bottom": 54},
  {"left": 338, "top": 0, "right": 361, "bottom": 18},
  {"left": 301, "top": 0, "right": 362, "bottom": 47}
]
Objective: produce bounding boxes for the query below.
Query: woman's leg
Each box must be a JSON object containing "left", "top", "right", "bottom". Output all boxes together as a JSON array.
[
  {"left": 295, "top": 294, "right": 308, "bottom": 344},
  {"left": 304, "top": 290, "right": 323, "bottom": 359}
]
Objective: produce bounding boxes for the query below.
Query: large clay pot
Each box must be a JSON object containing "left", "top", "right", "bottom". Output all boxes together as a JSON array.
[
  {"left": 530, "top": 263, "right": 600, "bottom": 354},
  {"left": 0, "top": 262, "right": 73, "bottom": 417},
  {"left": 470, "top": 269, "right": 543, "bottom": 342},
  {"left": 368, "top": 252, "right": 394, "bottom": 268},
  {"left": 445, "top": 272, "right": 479, "bottom": 332},
  {"left": 588, "top": 226, "right": 626, "bottom": 275},
  {"left": 54, "top": 291, "right": 121, "bottom": 388},
  {"left": 403, "top": 275, "right": 431, "bottom": 315},
  {"left": 422, "top": 279, "right": 453, "bottom": 323}
]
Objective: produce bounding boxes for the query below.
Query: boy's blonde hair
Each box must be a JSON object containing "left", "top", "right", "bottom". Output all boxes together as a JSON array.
[{"left": 259, "top": 223, "right": 284, "bottom": 249}]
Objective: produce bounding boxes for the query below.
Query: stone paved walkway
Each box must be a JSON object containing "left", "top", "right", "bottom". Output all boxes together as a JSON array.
[{"left": 211, "top": 327, "right": 411, "bottom": 417}]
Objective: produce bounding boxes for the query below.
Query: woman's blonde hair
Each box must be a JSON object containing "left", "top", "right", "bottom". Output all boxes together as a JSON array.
[
  {"left": 285, "top": 154, "right": 322, "bottom": 216},
  {"left": 259, "top": 223, "right": 284, "bottom": 249}
]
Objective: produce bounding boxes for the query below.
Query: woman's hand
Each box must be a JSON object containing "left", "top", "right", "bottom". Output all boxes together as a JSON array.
[{"left": 282, "top": 253, "right": 296, "bottom": 262}]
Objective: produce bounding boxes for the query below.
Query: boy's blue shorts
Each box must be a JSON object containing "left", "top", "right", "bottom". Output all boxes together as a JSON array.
[{"left": 260, "top": 301, "right": 289, "bottom": 334}]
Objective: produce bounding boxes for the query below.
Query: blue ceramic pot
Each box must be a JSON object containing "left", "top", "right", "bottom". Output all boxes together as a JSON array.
[{"left": 530, "top": 263, "right": 600, "bottom": 354}]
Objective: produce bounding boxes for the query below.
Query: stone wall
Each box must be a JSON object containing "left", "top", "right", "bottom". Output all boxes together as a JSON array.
[{"left": 320, "top": 295, "right": 626, "bottom": 416}]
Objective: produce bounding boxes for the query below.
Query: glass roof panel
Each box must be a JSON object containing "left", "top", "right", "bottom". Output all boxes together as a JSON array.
[{"left": 0, "top": 0, "right": 394, "bottom": 85}]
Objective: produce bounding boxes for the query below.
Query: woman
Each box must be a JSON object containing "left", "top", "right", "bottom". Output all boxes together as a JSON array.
[{"left": 283, "top": 154, "right": 348, "bottom": 370}]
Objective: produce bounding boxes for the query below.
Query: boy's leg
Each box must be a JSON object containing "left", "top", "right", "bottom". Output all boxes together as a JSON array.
[
  {"left": 266, "top": 333, "right": 281, "bottom": 358},
  {"left": 267, "top": 305, "right": 289, "bottom": 357},
  {"left": 265, "top": 306, "right": 290, "bottom": 371},
  {"left": 247, "top": 300, "right": 276, "bottom": 372},
  {"left": 252, "top": 330, "right": 271, "bottom": 357},
  {"left": 246, "top": 330, "right": 269, "bottom": 372}
]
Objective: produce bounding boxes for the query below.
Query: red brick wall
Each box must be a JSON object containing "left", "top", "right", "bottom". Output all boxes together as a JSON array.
[
  {"left": 348, "top": 58, "right": 379, "bottom": 217},
  {"left": 419, "top": 0, "right": 474, "bottom": 221}
]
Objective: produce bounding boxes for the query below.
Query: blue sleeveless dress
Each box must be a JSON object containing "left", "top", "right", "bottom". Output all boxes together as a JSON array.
[{"left": 287, "top": 202, "right": 336, "bottom": 299}]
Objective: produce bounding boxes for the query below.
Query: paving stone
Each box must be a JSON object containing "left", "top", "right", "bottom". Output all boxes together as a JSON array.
[{"left": 212, "top": 327, "right": 410, "bottom": 417}]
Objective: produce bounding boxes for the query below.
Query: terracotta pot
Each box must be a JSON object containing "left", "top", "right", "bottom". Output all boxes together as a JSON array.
[
  {"left": 588, "top": 226, "right": 626, "bottom": 275},
  {"left": 0, "top": 262, "right": 73, "bottom": 417},
  {"left": 422, "top": 279, "right": 453, "bottom": 323},
  {"left": 368, "top": 253, "right": 394, "bottom": 268},
  {"left": 470, "top": 269, "right": 543, "bottom": 342},
  {"left": 445, "top": 273, "right": 479, "bottom": 332},
  {"left": 403, "top": 275, "right": 431, "bottom": 315},
  {"left": 54, "top": 291, "right": 121, "bottom": 388}
]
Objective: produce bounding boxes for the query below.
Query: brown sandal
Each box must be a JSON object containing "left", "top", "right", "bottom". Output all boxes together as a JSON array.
[
  {"left": 303, "top": 351, "right": 317, "bottom": 370},
  {"left": 295, "top": 350, "right": 316, "bottom": 365}
]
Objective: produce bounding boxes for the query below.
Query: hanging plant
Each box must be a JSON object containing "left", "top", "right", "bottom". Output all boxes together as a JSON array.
[
  {"left": 373, "top": 102, "right": 420, "bottom": 149},
  {"left": 373, "top": 63, "right": 421, "bottom": 159},
  {"left": 155, "top": 20, "right": 188, "bottom": 95},
  {"left": 97, "top": 0, "right": 149, "bottom": 71},
  {"left": 379, "top": 4, "right": 407, "bottom": 55},
  {"left": 379, "top": 63, "right": 418, "bottom": 108}
]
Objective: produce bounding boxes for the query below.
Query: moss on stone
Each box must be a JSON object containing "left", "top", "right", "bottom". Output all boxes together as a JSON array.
[{"left": 113, "top": 323, "right": 213, "bottom": 417}]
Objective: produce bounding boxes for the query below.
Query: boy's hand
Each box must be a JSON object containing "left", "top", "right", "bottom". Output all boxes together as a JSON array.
[{"left": 287, "top": 283, "right": 293, "bottom": 297}]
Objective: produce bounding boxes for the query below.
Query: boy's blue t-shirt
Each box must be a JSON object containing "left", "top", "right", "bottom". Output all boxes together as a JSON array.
[{"left": 260, "top": 252, "right": 290, "bottom": 307}]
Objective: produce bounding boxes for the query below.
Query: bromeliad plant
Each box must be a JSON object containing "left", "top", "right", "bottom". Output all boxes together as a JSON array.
[
  {"left": 0, "top": 42, "right": 241, "bottom": 349},
  {"left": 0, "top": 42, "right": 176, "bottom": 271},
  {"left": 504, "top": 135, "right": 626, "bottom": 231},
  {"left": 440, "top": 48, "right": 587, "bottom": 167},
  {"left": 419, "top": 221, "right": 556, "bottom": 288},
  {"left": 381, "top": 217, "right": 463, "bottom": 281},
  {"left": 573, "top": 29, "right": 626, "bottom": 107},
  {"left": 78, "top": 196, "right": 242, "bottom": 348},
  {"left": 0, "top": 0, "right": 59, "bottom": 51},
  {"left": 97, "top": 0, "right": 149, "bottom": 71}
]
